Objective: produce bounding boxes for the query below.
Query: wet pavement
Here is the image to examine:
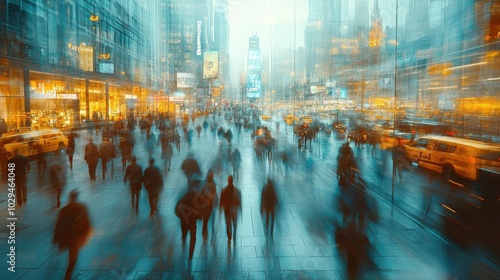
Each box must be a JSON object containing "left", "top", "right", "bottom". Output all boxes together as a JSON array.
[{"left": 1, "top": 116, "right": 499, "bottom": 279}]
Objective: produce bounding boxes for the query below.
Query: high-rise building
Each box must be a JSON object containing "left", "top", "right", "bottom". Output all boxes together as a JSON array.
[
  {"left": 246, "top": 35, "right": 262, "bottom": 99},
  {"left": 0, "top": 0, "right": 163, "bottom": 128}
]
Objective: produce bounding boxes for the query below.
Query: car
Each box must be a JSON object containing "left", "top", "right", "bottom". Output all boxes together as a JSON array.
[
  {"left": 1, "top": 128, "right": 68, "bottom": 160},
  {"left": 404, "top": 135, "right": 500, "bottom": 181},
  {"left": 380, "top": 130, "right": 414, "bottom": 150}
]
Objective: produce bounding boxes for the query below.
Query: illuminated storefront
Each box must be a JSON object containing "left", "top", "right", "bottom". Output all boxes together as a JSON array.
[{"left": 0, "top": 68, "right": 25, "bottom": 130}]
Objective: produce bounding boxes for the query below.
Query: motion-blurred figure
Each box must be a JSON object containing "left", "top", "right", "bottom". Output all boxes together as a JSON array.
[
  {"left": 84, "top": 137, "right": 99, "bottom": 181},
  {"left": 66, "top": 131, "right": 76, "bottom": 169},
  {"left": 99, "top": 137, "right": 116, "bottom": 179},
  {"left": 232, "top": 148, "right": 241, "bottom": 180},
  {"left": 181, "top": 153, "right": 201, "bottom": 184},
  {"left": 124, "top": 155, "right": 143, "bottom": 214},
  {"left": 143, "top": 158, "right": 164, "bottom": 216},
  {"left": 53, "top": 190, "right": 93, "bottom": 280},
  {"left": 161, "top": 141, "right": 173, "bottom": 173},
  {"left": 50, "top": 156, "right": 66, "bottom": 208},
  {"left": 175, "top": 179, "right": 204, "bottom": 260},
  {"left": 219, "top": 175, "right": 242, "bottom": 241},
  {"left": 261, "top": 178, "right": 279, "bottom": 237},
  {"left": 8, "top": 149, "right": 30, "bottom": 206},
  {"left": 201, "top": 170, "right": 218, "bottom": 238},
  {"left": 335, "top": 220, "right": 370, "bottom": 280}
]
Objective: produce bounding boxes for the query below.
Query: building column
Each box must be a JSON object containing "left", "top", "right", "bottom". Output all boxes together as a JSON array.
[
  {"left": 23, "top": 69, "right": 31, "bottom": 127},
  {"left": 85, "top": 79, "right": 90, "bottom": 120},
  {"left": 105, "top": 82, "right": 109, "bottom": 120}
]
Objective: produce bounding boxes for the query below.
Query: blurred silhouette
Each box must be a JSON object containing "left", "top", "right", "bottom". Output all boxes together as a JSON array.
[
  {"left": 53, "top": 190, "right": 93, "bottom": 280},
  {"left": 337, "top": 142, "right": 356, "bottom": 187},
  {"left": 49, "top": 155, "right": 66, "bottom": 208},
  {"left": 260, "top": 178, "right": 279, "bottom": 237},
  {"left": 124, "top": 155, "right": 143, "bottom": 214},
  {"left": 66, "top": 131, "right": 76, "bottom": 169},
  {"left": 392, "top": 139, "right": 408, "bottom": 182},
  {"left": 99, "top": 137, "right": 116, "bottom": 179},
  {"left": 231, "top": 148, "right": 241, "bottom": 180},
  {"left": 175, "top": 179, "right": 204, "bottom": 260},
  {"left": 161, "top": 141, "right": 173, "bottom": 173},
  {"left": 335, "top": 220, "right": 371, "bottom": 280},
  {"left": 84, "top": 137, "right": 99, "bottom": 181},
  {"left": 181, "top": 153, "right": 202, "bottom": 184},
  {"left": 201, "top": 170, "right": 218, "bottom": 238},
  {"left": 219, "top": 175, "right": 241, "bottom": 242},
  {"left": 119, "top": 133, "right": 134, "bottom": 171},
  {"left": 143, "top": 158, "right": 164, "bottom": 216},
  {"left": 8, "top": 148, "right": 30, "bottom": 206}
]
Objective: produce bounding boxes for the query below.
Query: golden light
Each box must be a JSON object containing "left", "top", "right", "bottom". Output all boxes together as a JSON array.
[{"left": 90, "top": 15, "right": 99, "bottom": 22}]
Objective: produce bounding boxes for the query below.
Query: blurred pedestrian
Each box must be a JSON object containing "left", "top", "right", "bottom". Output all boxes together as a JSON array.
[
  {"left": 161, "top": 141, "right": 173, "bottom": 173},
  {"left": 392, "top": 139, "right": 408, "bottom": 182},
  {"left": 232, "top": 148, "right": 241, "bottom": 180},
  {"left": 219, "top": 175, "right": 242, "bottom": 241},
  {"left": 175, "top": 179, "right": 204, "bottom": 260},
  {"left": 335, "top": 220, "right": 370, "bottom": 280},
  {"left": 181, "top": 153, "right": 201, "bottom": 184},
  {"left": 124, "top": 155, "right": 143, "bottom": 214},
  {"left": 143, "top": 158, "right": 164, "bottom": 216},
  {"left": 8, "top": 149, "right": 30, "bottom": 206},
  {"left": 120, "top": 135, "right": 133, "bottom": 171},
  {"left": 261, "top": 178, "right": 279, "bottom": 237},
  {"left": 201, "top": 170, "right": 218, "bottom": 238},
  {"left": 50, "top": 156, "right": 66, "bottom": 208},
  {"left": 196, "top": 124, "right": 202, "bottom": 138},
  {"left": 146, "top": 132, "right": 156, "bottom": 158},
  {"left": 84, "top": 137, "right": 99, "bottom": 181},
  {"left": 66, "top": 131, "right": 76, "bottom": 169},
  {"left": 53, "top": 190, "right": 93, "bottom": 280},
  {"left": 99, "top": 137, "right": 116, "bottom": 179},
  {"left": 0, "top": 144, "right": 7, "bottom": 182}
]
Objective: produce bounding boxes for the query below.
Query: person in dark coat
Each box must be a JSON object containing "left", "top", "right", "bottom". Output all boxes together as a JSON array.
[
  {"left": 8, "top": 149, "right": 30, "bottom": 206},
  {"left": 84, "top": 137, "right": 99, "bottom": 181},
  {"left": 143, "top": 158, "right": 164, "bottom": 216},
  {"left": 261, "top": 178, "right": 279, "bottom": 237},
  {"left": 66, "top": 131, "right": 76, "bottom": 169},
  {"left": 124, "top": 155, "right": 143, "bottom": 214},
  {"left": 53, "top": 190, "right": 93, "bottom": 280},
  {"left": 201, "top": 170, "right": 218, "bottom": 238},
  {"left": 219, "top": 175, "right": 241, "bottom": 241},
  {"left": 175, "top": 179, "right": 204, "bottom": 260},
  {"left": 99, "top": 137, "right": 116, "bottom": 179}
]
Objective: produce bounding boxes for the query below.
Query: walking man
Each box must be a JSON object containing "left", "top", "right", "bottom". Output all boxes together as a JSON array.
[
  {"left": 84, "top": 137, "right": 99, "bottom": 181},
  {"left": 124, "top": 155, "right": 143, "bottom": 214},
  {"left": 143, "top": 158, "right": 164, "bottom": 216},
  {"left": 53, "top": 190, "right": 93, "bottom": 280},
  {"left": 261, "top": 178, "right": 279, "bottom": 237},
  {"left": 50, "top": 156, "right": 66, "bottom": 208},
  {"left": 8, "top": 149, "right": 30, "bottom": 206},
  {"left": 99, "top": 137, "right": 116, "bottom": 179},
  {"left": 219, "top": 175, "right": 241, "bottom": 241}
]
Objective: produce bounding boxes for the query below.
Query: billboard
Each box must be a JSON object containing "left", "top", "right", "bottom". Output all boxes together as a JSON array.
[
  {"left": 176, "top": 73, "right": 196, "bottom": 88},
  {"left": 247, "top": 49, "right": 261, "bottom": 73},
  {"left": 246, "top": 73, "right": 262, "bottom": 98},
  {"left": 203, "top": 51, "right": 219, "bottom": 79}
]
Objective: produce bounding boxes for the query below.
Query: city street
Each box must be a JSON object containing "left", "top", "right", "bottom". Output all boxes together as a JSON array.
[{"left": 0, "top": 114, "right": 499, "bottom": 280}]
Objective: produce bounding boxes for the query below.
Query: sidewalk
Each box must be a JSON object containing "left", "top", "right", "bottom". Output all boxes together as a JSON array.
[{"left": 0, "top": 117, "right": 498, "bottom": 279}]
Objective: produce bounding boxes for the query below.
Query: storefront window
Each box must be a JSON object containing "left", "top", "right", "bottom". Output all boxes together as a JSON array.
[
  {"left": 29, "top": 72, "right": 80, "bottom": 129},
  {"left": 109, "top": 84, "right": 130, "bottom": 121},
  {"left": 0, "top": 69, "right": 24, "bottom": 131},
  {"left": 88, "top": 81, "right": 106, "bottom": 121}
]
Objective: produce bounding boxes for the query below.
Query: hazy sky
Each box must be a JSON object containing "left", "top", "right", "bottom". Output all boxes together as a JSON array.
[
  {"left": 227, "top": 0, "right": 407, "bottom": 87},
  {"left": 227, "top": 0, "right": 308, "bottom": 86}
]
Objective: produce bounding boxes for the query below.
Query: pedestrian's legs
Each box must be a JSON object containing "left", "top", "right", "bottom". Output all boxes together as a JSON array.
[
  {"left": 56, "top": 188, "right": 61, "bottom": 208},
  {"left": 181, "top": 221, "right": 188, "bottom": 244},
  {"left": 225, "top": 213, "right": 232, "bottom": 240},
  {"left": 270, "top": 211, "right": 275, "bottom": 236},
  {"left": 21, "top": 180, "right": 27, "bottom": 204},
  {"left": 148, "top": 194, "right": 155, "bottom": 216},
  {"left": 188, "top": 222, "right": 197, "bottom": 259},
  {"left": 232, "top": 212, "right": 238, "bottom": 238},
  {"left": 134, "top": 190, "right": 140, "bottom": 213},
  {"left": 265, "top": 211, "right": 270, "bottom": 235},
  {"left": 16, "top": 180, "right": 23, "bottom": 205},
  {"left": 67, "top": 154, "right": 72, "bottom": 169},
  {"left": 65, "top": 245, "right": 79, "bottom": 280},
  {"left": 102, "top": 160, "right": 107, "bottom": 179}
]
